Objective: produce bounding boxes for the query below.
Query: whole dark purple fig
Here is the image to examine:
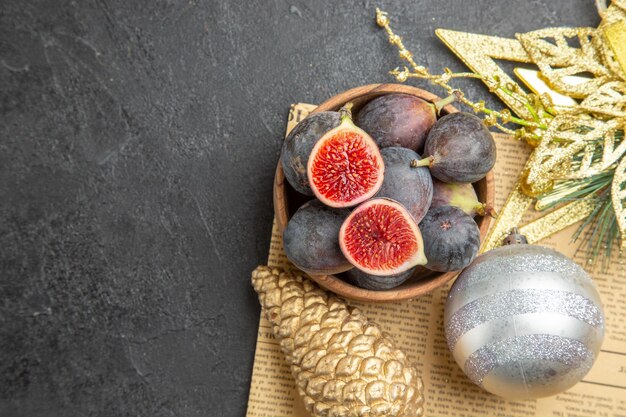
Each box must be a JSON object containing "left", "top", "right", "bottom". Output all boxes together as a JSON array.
[
  {"left": 355, "top": 94, "right": 439, "bottom": 153},
  {"left": 419, "top": 205, "right": 480, "bottom": 272},
  {"left": 417, "top": 112, "right": 496, "bottom": 183},
  {"left": 376, "top": 147, "right": 433, "bottom": 223},
  {"left": 283, "top": 200, "right": 353, "bottom": 275},
  {"left": 280, "top": 111, "right": 341, "bottom": 195},
  {"left": 431, "top": 179, "right": 495, "bottom": 217},
  {"left": 343, "top": 267, "right": 416, "bottom": 290}
]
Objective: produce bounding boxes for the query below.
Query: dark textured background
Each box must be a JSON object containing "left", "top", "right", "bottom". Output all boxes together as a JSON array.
[{"left": 0, "top": 1, "right": 598, "bottom": 416}]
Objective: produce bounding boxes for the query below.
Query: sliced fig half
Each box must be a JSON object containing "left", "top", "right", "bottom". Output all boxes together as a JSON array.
[
  {"left": 339, "top": 198, "right": 427, "bottom": 276},
  {"left": 307, "top": 104, "right": 384, "bottom": 208}
]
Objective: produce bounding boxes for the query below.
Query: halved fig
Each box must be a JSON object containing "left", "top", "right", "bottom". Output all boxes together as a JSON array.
[
  {"left": 307, "top": 104, "right": 384, "bottom": 208},
  {"left": 339, "top": 198, "right": 427, "bottom": 276}
]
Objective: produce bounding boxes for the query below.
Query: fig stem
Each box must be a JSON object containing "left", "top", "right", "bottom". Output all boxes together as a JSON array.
[
  {"left": 433, "top": 92, "right": 460, "bottom": 115},
  {"left": 475, "top": 204, "right": 498, "bottom": 218},
  {"left": 410, "top": 156, "right": 433, "bottom": 168},
  {"left": 339, "top": 102, "right": 354, "bottom": 123}
]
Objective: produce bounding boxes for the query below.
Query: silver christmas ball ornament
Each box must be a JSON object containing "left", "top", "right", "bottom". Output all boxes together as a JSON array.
[{"left": 444, "top": 229, "right": 604, "bottom": 400}]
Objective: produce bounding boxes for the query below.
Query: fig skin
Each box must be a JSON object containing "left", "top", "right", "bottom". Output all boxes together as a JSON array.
[
  {"left": 355, "top": 94, "right": 437, "bottom": 153},
  {"left": 280, "top": 111, "right": 341, "bottom": 195},
  {"left": 421, "top": 112, "right": 496, "bottom": 183},
  {"left": 419, "top": 205, "right": 480, "bottom": 272},
  {"left": 431, "top": 179, "right": 495, "bottom": 217},
  {"left": 343, "top": 267, "right": 416, "bottom": 291},
  {"left": 377, "top": 147, "right": 433, "bottom": 223},
  {"left": 283, "top": 200, "right": 353, "bottom": 275}
]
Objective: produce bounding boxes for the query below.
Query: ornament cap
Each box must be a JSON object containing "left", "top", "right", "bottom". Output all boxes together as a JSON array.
[{"left": 503, "top": 227, "right": 528, "bottom": 245}]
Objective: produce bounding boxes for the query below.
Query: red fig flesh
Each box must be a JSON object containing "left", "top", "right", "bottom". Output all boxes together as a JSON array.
[
  {"left": 339, "top": 198, "right": 427, "bottom": 276},
  {"left": 307, "top": 105, "right": 384, "bottom": 208}
]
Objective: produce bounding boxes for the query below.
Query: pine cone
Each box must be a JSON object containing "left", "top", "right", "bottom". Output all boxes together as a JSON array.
[{"left": 252, "top": 266, "right": 424, "bottom": 417}]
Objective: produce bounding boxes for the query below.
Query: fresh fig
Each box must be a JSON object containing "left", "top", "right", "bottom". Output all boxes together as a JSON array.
[
  {"left": 419, "top": 205, "right": 480, "bottom": 272},
  {"left": 416, "top": 112, "right": 496, "bottom": 183},
  {"left": 307, "top": 104, "right": 384, "bottom": 208},
  {"left": 283, "top": 200, "right": 353, "bottom": 275},
  {"left": 339, "top": 198, "right": 427, "bottom": 276},
  {"left": 431, "top": 179, "right": 495, "bottom": 217},
  {"left": 280, "top": 111, "right": 341, "bottom": 195},
  {"left": 343, "top": 266, "right": 416, "bottom": 290},
  {"left": 355, "top": 93, "right": 456, "bottom": 153},
  {"left": 377, "top": 147, "right": 433, "bottom": 223}
]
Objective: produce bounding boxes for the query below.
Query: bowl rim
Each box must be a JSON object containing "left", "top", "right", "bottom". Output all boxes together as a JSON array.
[{"left": 273, "top": 83, "right": 495, "bottom": 302}]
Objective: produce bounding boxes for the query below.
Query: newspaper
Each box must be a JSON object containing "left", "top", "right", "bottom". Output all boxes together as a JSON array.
[{"left": 246, "top": 103, "right": 626, "bottom": 417}]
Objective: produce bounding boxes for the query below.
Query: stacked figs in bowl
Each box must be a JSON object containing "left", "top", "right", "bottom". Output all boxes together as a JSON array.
[{"left": 274, "top": 84, "right": 495, "bottom": 302}]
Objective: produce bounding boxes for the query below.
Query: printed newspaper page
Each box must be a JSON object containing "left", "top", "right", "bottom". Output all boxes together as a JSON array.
[{"left": 246, "top": 103, "right": 626, "bottom": 417}]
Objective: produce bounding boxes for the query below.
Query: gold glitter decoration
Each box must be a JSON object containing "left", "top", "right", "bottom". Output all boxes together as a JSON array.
[
  {"left": 514, "top": 68, "right": 579, "bottom": 108},
  {"left": 599, "top": 2, "right": 626, "bottom": 78},
  {"left": 605, "top": 21, "right": 626, "bottom": 76},
  {"left": 578, "top": 81, "right": 626, "bottom": 118},
  {"left": 433, "top": 29, "right": 534, "bottom": 121},
  {"left": 251, "top": 265, "right": 425, "bottom": 417},
  {"left": 519, "top": 197, "right": 597, "bottom": 245},
  {"left": 376, "top": 3, "right": 626, "bottom": 254},
  {"left": 514, "top": 18, "right": 626, "bottom": 195},
  {"left": 519, "top": 168, "right": 554, "bottom": 198},
  {"left": 524, "top": 116, "right": 625, "bottom": 187},
  {"left": 517, "top": 27, "right": 617, "bottom": 99}
]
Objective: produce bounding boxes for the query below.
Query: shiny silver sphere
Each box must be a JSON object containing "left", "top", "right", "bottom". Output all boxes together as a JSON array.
[{"left": 444, "top": 244, "right": 604, "bottom": 399}]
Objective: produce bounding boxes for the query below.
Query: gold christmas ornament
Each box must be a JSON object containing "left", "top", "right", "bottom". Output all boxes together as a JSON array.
[
  {"left": 251, "top": 266, "right": 424, "bottom": 417},
  {"left": 376, "top": 2, "right": 626, "bottom": 256}
]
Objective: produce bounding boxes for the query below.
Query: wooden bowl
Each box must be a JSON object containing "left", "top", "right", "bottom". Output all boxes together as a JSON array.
[{"left": 274, "top": 83, "right": 494, "bottom": 302}]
